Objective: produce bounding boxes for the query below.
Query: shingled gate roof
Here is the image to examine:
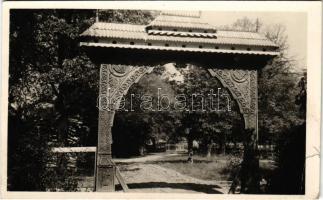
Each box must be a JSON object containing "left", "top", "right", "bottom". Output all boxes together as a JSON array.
[{"left": 80, "top": 11, "right": 279, "bottom": 56}]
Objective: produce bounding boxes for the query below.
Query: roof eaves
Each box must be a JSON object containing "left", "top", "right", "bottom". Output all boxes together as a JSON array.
[
  {"left": 81, "top": 31, "right": 278, "bottom": 48},
  {"left": 80, "top": 42, "right": 280, "bottom": 56}
]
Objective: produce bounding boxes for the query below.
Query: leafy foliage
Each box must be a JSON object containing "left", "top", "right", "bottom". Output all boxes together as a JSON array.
[
  {"left": 8, "top": 9, "right": 154, "bottom": 191},
  {"left": 99, "top": 10, "right": 158, "bottom": 25},
  {"left": 172, "top": 65, "right": 243, "bottom": 155},
  {"left": 112, "top": 64, "right": 244, "bottom": 157},
  {"left": 226, "top": 17, "right": 306, "bottom": 194},
  {"left": 267, "top": 73, "right": 306, "bottom": 194}
]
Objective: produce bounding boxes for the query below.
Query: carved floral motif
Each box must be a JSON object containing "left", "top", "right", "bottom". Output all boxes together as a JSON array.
[
  {"left": 109, "top": 64, "right": 132, "bottom": 77},
  {"left": 208, "top": 69, "right": 250, "bottom": 114},
  {"left": 208, "top": 68, "right": 258, "bottom": 131},
  {"left": 231, "top": 70, "right": 248, "bottom": 83},
  {"left": 109, "top": 65, "right": 153, "bottom": 110},
  {"left": 98, "top": 64, "right": 154, "bottom": 155}
]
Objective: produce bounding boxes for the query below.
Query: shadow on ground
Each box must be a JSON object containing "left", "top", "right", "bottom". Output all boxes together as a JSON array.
[
  {"left": 116, "top": 159, "right": 212, "bottom": 166},
  {"left": 116, "top": 182, "right": 223, "bottom": 194}
]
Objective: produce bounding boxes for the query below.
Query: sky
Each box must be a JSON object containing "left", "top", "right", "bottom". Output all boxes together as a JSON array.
[
  {"left": 202, "top": 11, "right": 307, "bottom": 71},
  {"left": 163, "top": 11, "right": 307, "bottom": 80}
]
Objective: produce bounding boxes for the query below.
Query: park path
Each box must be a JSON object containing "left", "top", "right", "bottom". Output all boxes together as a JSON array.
[
  {"left": 114, "top": 152, "right": 180, "bottom": 163},
  {"left": 114, "top": 153, "right": 230, "bottom": 193}
]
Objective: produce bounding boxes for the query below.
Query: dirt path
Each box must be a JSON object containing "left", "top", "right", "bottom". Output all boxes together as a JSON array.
[
  {"left": 116, "top": 162, "right": 229, "bottom": 193},
  {"left": 114, "top": 153, "right": 179, "bottom": 163},
  {"left": 78, "top": 153, "right": 230, "bottom": 193}
]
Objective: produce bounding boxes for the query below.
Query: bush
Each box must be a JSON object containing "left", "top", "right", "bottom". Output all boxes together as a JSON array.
[{"left": 269, "top": 123, "right": 305, "bottom": 194}]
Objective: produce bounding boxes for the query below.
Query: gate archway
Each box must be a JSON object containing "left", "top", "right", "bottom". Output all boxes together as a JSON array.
[{"left": 80, "top": 11, "right": 279, "bottom": 192}]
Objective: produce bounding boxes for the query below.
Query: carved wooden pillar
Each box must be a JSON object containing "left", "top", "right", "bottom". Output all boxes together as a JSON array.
[
  {"left": 208, "top": 68, "right": 260, "bottom": 193},
  {"left": 243, "top": 70, "right": 258, "bottom": 140},
  {"left": 241, "top": 70, "right": 260, "bottom": 193},
  {"left": 95, "top": 64, "right": 153, "bottom": 192},
  {"left": 96, "top": 64, "right": 115, "bottom": 192}
]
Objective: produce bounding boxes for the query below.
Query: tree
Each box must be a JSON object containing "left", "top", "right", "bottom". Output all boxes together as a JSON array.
[
  {"left": 268, "top": 72, "right": 306, "bottom": 194},
  {"left": 227, "top": 17, "right": 306, "bottom": 194},
  {"left": 259, "top": 23, "right": 304, "bottom": 146},
  {"left": 172, "top": 65, "right": 243, "bottom": 156},
  {"left": 9, "top": 9, "right": 98, "bottom": 191},
  {"left": 232, "top": 17, "right": 263, "bottom": 32},
  {"left": 8, "top": 9, "right": 154, "bottom": 191},
  {"left": 112, "top": 66, "right": 181, "bottom": 157},
  {"left": 98, "top": 10, "right": 157, "bottom": 25},
  {"left": 227, "top": 17, "right": 303, "bottom": 145}
]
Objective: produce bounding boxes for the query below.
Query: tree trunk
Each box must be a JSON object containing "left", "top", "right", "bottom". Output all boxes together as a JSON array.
[
  {"left": 206, "top": 143, "right": 212, "bottom": 157},
  {"left": 187, "top": 135, "right": 193, "bottom": 153},
  {"left": 240, "top": 129, "right": 260, "bottom": 194},
  {"left": 218, "top": 140, "right": 223, "bottom": 154},
  {"left": 223, "top": 133, "right": 226, "bottom": 155},
  {"left": 139, "top": 146, "right": 145, "bottom": 156}
]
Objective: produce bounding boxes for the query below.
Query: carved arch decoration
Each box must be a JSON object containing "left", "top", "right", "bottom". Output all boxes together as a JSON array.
[
  {"left": 98, "top": 65, "right": 258, "bottom": 155},
  {"left": 96, "top": 64, "right": 154, "bottom": 191},
  {"left": 96, "top": 64, "right": 259, "bottom": 191},
  {"left": 98, "top": 64, "right": 154, "bottom": 133},
  {"left": 97, "top": 64, "right": 154, "bottom": 166},
  {"left": 208, "top": 69, "right": 258, "bottom": 131},
  {"left": 99, "top": 64, "right": 258, "bottom": 131}
]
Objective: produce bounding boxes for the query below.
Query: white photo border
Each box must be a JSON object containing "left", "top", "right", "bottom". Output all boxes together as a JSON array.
[{"left": 0, "top": 1, "right": 321, "bottom": 199}]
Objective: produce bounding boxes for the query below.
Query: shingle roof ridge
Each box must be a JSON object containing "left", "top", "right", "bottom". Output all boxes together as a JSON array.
[
  {"left": 217, "top": 29, "right": 258, "bottom": 33},
  {"left": 94, "top": 22, "right": 146, "bottom": 28},
  {"left": 217, "top": 29, "right": 270, "bottom": 40},
  {"left": 91, "top": 22, "right": 146, "bottom": 31},
  {"left": 161, "top": 11, "right": 201, "bottom": 18},
  {"left": 95, "top": 22, "right": 145, "bottom": 26},
  {"left": 154, "top": 19, "right": 210, "bottom": 25}
]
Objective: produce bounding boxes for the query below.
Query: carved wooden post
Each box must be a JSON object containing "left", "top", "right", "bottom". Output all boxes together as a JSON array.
[
  {"left": 95, "top": 64, "right": 153, "bottom": 192},
  {"left": 240, "top": 70, "right": 260, "bottom": 193},
  {"left": 208, "top": 68, "right": 260, "bottom": 193},
  {"left": 96, "top": 64, "right": 116, "bottom": 192}
]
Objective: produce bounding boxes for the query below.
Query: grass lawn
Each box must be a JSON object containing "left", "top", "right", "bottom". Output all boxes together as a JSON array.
[
  {"left": 152, "top": 153, "right": 276, "bottom": 182},
  {"left": 151, "top": 153, "right": 237, "bottom": 181}
]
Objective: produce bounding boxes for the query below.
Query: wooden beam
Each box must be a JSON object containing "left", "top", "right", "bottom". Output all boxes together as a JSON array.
[
  {"left": 51, "top": 147, "right": 96, "bottom": 153},
  {"left": 115, "top": 167, "right": 129, "bottom": 192}
]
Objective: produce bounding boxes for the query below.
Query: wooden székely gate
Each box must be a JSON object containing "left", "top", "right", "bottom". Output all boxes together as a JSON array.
[{"left": 80, "top": 11, "right": 279, "bottom": 192}]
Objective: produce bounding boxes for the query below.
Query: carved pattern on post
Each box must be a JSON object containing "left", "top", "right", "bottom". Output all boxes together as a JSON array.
[
  {"left": 98, "top": 64, "right": 153, "bottom": 149},
  {"left": 110, "top": 65, "right": 131, "bottom": 77},
  {"left": 97, "top": 154, "right": 114, "bottom": 166},
  {"left": 208, "top": 69, "right": 251, "bottom": 114},
  {"left": 98, "top": 64, "right": 154, "bottom": 152},
  {"left": 98, "top": 65, "right": 115, "bottom": 155},
  {"left": 249, "top": 70, "right": 257, "bottom": 114},
  {"left": 98, "top": 65, "right": 109, "bottom": 110},
  {"left": 209, "top": 68, "right": 259, "bottom": 193},
  {"left": 244, "top": 70, "right": 258, "bottom": 135},
  {"left": 208, "top": 68, "right": 258, "bottom": 131},
  {"left": 248, "top": 70, "right": 258, "bottom": 139},
  {"left": 97, "top": 111, "right": 114, "bottom": 154},
  {"left": 101, "top": 64, "right": 154, "bottom": 111}
]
